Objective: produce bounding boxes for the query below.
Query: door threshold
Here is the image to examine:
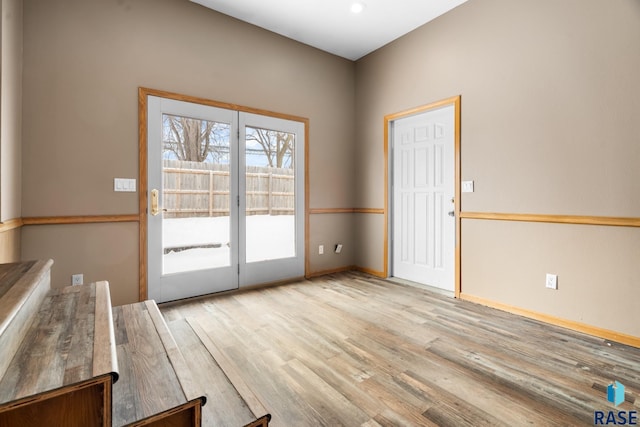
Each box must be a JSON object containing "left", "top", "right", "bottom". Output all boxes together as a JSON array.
[{"left": 388, "top": 276, "right": 455, "bottom": 298}]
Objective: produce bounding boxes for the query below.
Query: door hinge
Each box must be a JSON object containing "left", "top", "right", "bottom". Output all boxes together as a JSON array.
[
  {"left": 237, "top": 264, "right": 240, "bottom": 274},
  {"left": 237, "top": 195, "right": 240, "bottom": 207}
]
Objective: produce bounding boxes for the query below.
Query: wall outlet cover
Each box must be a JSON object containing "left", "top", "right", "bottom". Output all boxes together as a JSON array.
[
  {"left": 72, "top": 274, "right": 84, "bottom": 286},
  {"left": 546, "top": 273, "right": 558, "bottom": 290}
]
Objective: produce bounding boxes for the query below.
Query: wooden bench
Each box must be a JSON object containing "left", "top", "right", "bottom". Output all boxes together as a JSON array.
[
  {"left": 111, "top": 300, "right": 272, "bottom": 427},
  {"left": 0, "top": 260, "right": 271, "bottom": 427},
  {"left": 112, "top": 301, "right": 206, "bottom": 426},
  {"left": 0, "top": 265, "right": 119, "bottom": 426}
]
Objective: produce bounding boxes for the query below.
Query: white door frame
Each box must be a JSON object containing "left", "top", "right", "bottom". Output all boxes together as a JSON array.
[{"left": 384, "top": 96, "right": 461, "bottom": 297}]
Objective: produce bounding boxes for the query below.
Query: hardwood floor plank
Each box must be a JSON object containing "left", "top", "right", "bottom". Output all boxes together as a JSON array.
[
  {"left": 186, "top": 318, "right": 270, "bottom": 420},
  {"left": 358, "top": 374, "right": 434, "bottom": 426},
  {"left": 281, "top": 358, "right": 370, "bottom": 426},
  {"left": 423, "top": 342, "right": 598, "bottom": 424},
  {"left": 360, "top": 419, "right": 384, "bottom": 427},
  {"left": 160, "top": 272, "right": 640, "bottom": 426},
  {"left": 222, "top": 344, "right": 327, "bottom": 426},
  {"left": 167, "top": 318, "right": 256, "bottom": 427},
  {"left": 396, "top": 371, "right": 507, "bottom": 427}
]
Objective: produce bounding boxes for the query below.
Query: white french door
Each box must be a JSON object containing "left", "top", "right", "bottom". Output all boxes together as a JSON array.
[
  {"left": 147, "top": 96, "right": 304, "bottom": 303},
  {"left": 239, "top": 112, "right": 305, "bottom": 288},
  {"left": 391, "top": 105, "right": 455, "bottom": 292}
]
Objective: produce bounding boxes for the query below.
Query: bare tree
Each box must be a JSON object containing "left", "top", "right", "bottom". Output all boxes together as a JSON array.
[
  {"left": 246, "top": 127, "right": 294, "bottom": 168},
  {"left": 162, "top": 116, "right": 293, "bottom": 167},
  {"left": 163, "top": 115, "right": 229, "bottom": 163}
]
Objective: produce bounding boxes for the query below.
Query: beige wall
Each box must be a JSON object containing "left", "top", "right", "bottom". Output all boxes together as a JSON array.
[
  {"left": 463, "top": 221, "right": 640, "bottom": 336},
  {"left": 22, "top": 223, "right": 138, "bottom": 305},
  {"left": 1, "top": 0, "right": 23, "bottom": 222},
  {"left": 355, "top": 0, "right": 640, "bottom": 337},
  {"left": 21, "top": 0, "right": 356, "bottom": 303},
  {"left": 308, "top": 213, "right": 355, "bottom": 274},
  {"left": 354, "top": 212, "right": 384, "bottom": 275}
]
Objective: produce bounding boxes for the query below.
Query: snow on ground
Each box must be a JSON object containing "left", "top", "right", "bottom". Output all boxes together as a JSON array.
[{"left": 163, "top": 215, "right": 295, "bottom": 274}]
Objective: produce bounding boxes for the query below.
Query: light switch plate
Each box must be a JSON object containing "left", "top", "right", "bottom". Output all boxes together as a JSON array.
[
  {"left": 114, "top": 178, "right": 137, "bottom": 192},
  {"left": 462, "top": 180, "right": 474, "bottom": 193}
]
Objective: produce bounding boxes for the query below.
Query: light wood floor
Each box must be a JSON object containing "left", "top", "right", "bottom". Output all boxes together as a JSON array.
[{"left": 160, "top": 272, "right": 640, "bottom": 426}]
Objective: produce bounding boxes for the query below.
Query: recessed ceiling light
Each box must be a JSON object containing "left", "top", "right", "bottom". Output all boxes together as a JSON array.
[{"left": 350, "top": 2, "right": 366, "bottom": 14}]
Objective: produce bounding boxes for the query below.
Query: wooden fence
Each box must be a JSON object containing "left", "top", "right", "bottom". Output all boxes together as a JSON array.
[{"left": 162, "top": 160, "right": 294, "bottom": 218}]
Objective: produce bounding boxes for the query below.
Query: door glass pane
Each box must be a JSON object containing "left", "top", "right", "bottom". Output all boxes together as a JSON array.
[
  {"left": 245, "top": 126, "right": 296, "bottom": 263},
  {"left": 162, "top": 113, "right": 231, "bottom": 274}
]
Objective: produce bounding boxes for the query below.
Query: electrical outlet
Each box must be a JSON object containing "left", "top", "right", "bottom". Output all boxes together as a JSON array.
[
  {"left": 318, "top": 245, "right": 324, "bottom": 255},
  {"left": 545, "top": 273, "right": 558, "bottom": 290},
  {"left": 72, "top": 274, "right": 84, "bottom": 286},
  {"left": 335, "top": 244, "right": 343, "bottom": 254}
]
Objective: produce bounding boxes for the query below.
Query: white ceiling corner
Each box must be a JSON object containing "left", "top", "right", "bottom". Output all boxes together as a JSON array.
[{"left": 190, "top": 0, "right": 469, "bottom": 61}]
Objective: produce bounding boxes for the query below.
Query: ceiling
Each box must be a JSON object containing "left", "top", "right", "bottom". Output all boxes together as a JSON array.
[{"left": 190, "top": 0, "right": 469, "bottom": 61}]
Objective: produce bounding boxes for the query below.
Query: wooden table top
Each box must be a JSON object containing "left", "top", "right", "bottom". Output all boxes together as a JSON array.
[{"left": 0, "top": 282, "right": 118, "bottom": 405}]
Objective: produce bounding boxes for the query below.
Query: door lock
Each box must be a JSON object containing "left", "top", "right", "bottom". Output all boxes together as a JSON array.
[
  {"left": 448, "top": 211, "right": 455, "bottom": 217},
  {"left": 151, "top": 189, "right": 160, "bottom": 216}
]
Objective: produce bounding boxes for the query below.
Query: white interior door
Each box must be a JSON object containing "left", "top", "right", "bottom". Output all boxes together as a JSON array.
[
  {"left": 392, "top": 105, "right": 455, "bottom": 292},
  {"left": 147, "top": 96, "right": 305, "bottom": 303}
]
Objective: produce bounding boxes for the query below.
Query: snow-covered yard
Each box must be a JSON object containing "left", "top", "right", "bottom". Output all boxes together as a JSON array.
[{"left": 162, "top": 215, "right": 295, "bottom": 274}]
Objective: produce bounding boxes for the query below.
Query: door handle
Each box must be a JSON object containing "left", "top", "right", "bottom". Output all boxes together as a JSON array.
[
  {"left": 448, "top": 211, "right": 455, "bottom": 217},
  {"left": 151, "top": 189, "right": 160, "bottom": 216}
]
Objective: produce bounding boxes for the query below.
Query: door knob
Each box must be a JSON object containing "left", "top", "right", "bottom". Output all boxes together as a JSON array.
[
  {"left": 448, "top": 211, "right": 455, "bottom": 217},
  {"left": 151, "top": 189, "right": 160, "bottom": 216}
]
